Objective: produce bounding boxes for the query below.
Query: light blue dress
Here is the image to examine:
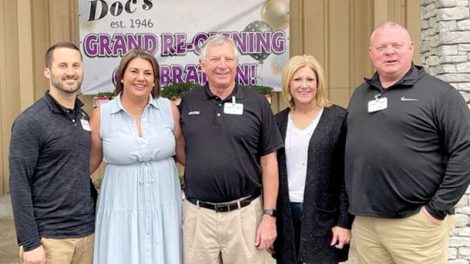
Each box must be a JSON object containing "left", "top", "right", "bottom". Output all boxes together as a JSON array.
[{"left": 93, "top": 96, "right": 182, "bottom": 264}]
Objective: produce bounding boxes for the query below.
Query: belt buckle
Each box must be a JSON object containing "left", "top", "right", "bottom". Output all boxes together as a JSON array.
[{"left": 215, "top": 203, "right": 229, "bottom": 212}]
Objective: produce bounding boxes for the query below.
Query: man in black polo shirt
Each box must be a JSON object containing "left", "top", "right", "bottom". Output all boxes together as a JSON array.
[
  {"left": 9, "top": 42, "right": 95, "bottom": 264},
  {"left": 179, "top": 34, "right": 283, "bottom": 263}
]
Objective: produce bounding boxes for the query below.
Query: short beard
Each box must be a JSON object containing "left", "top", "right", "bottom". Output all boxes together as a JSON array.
[{"left": 50, "top": 75, "right": 82, "bottom": 94}]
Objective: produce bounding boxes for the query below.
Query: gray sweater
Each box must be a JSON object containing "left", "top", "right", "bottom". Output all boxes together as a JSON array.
[
  {"left": 345, "top": 65, "right": 470, "bottom": 220},
  {"left": 9, "top": 92, "right": 95, "bottom": 251}
]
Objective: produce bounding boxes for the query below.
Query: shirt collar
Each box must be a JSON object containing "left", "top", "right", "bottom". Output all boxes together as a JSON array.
[
  {"left": 365, "top": 64, "right": 417, "bottom": 91},
  {"left": 44, "top": 91, "right": 83, "bottom": 114},
  {"left": 203, "top": 84, "right": 245, "bottom": 101},
  {"left": 108, "top": 94, "right": 159, "bottom": 114}
]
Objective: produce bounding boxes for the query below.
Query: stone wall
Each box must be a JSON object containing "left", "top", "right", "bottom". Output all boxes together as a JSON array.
[
  {"left": 421, "top": 0, "right": 470, "bottom": 263},
  {"left": 421, "top": 0, "right": 470, "bottom": 103}
]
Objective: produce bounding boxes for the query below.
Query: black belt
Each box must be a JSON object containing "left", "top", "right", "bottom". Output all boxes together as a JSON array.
[{"left": 186, "top": 190, "right": 261, "bottom": 213}]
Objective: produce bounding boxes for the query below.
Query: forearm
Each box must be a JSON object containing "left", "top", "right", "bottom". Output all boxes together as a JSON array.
[
  {"left": 90, "top": 107, "right": 103, "bottom": 174},
  {"left": 172, "top": 102, "right": 185, "bottom": 166},
  {"left": 9, "top": 163, "right": 41, "bottom": 250},
  {"left": 261, "top": 152, "right": 278, "bottom": 209},
  {"left": 89, "top": 147, "right": 103, "bottom": 174},
  {"left": 337, "top": 180, "right": 354, "bottom": 228},
  {"left": 337, "top": 120, "right": 352, "bottom": 228},
  {"left": 175, "top": 138, "right": 185, "bottom": 166},
  {"left": 256, "top": 151, "right": 279, "bottom": 249},
  {"left": 427, "top": 159, "right": 470, "bottom": 219},
  {"left": 336, "top": 154, "right": 353, "bottom": 228},
  {"left": 10, "top": 177, "right": 41, "bottom": 251}
]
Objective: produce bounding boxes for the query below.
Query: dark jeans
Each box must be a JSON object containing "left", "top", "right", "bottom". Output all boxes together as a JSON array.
[{"left": 291, "top": 202, "right": 303, "bottom": 264}]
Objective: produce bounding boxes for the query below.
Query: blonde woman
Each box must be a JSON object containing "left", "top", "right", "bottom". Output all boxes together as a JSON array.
[{"left": 273, "top": 55, "right": 353, "bottom": 264}]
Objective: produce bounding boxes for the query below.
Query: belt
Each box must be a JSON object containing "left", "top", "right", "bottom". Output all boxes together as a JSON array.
[{"left": 186, "top": 190, "right": 261, "bottom": 213}]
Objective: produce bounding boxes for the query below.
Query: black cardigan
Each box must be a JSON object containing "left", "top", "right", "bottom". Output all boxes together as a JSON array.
[{"left": 273, "top": 105, "right": 354, "bottom": 264}]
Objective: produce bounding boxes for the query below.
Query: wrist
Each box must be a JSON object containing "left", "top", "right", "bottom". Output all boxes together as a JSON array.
[
  {"left": 263, "top": 208, "right": 277, "bottom": 217},
  {"left": 424, "top": 205, "right": 446, "bottom": 220},
  {"left": 22, "top": 238, "right": 42, "bottom": 252}
]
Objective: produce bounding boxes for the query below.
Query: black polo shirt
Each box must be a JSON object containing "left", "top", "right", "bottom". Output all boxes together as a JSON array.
[
  {"left": 9, "top": 92, "right": 95, "bottom": 251},
  {"left": 179, "top": 85, "right": 283, "bottom": 202}
]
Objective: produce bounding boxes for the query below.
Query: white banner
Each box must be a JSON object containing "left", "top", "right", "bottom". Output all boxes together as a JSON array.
[{"left": 78, "top": 0, "right": 289, "bottom": 94}]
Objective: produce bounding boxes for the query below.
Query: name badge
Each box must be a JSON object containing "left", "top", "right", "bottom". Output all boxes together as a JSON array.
[
  {"left": 80, "top": 119, "right": 91, "bottom": 131},
  {"left": 223, "top": 96, "right": 243, "bottom": 115},
  {"left": 368, "top": 97, "right": 388, "bottom": 113}
]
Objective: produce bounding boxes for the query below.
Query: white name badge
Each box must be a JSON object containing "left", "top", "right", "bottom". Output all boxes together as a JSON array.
[
  {"left": 368, "top": 97, "right": 388, "bottom": 113},
  {"left": 80, "top": 119, "right": 91, "bottom": 131},
  {"left": 224, "top": 103, "right": 244, "bottom": 115}
]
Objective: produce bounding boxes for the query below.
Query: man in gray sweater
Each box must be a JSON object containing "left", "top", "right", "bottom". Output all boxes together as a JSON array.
[
  {"left": 9, "top": 42, "right": 95, "bottom": 264},
  {"left": 345, "top": 21, "right": 470, "bottom": 263}
]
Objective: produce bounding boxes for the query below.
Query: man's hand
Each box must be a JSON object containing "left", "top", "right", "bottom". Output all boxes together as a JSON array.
[
  {"left": 23, "top": 245, "right": 46, "bottom": 264},
  {"left": 421, "top": 206, "right": 443, "bottom": 225},
  {"left": 255, "top": 214, "right": 276, "bottom": 250},
  {"left": 330, "top": 226, "right": 351, "bottom": 249}
]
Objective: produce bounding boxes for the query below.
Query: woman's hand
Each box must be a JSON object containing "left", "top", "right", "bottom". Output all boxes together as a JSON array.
[{"left": 330, "top": 226, "right": 351, "bottom": 249}]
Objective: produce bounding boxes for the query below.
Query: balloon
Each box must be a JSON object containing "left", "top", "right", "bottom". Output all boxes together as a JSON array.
[
  {"left": 261, "top": 0, "right": 289, "bottom": 31},
  {"left": 271, "top": 52, "right": 289, "bottom": 76},
  {"left": 244, "top": 20, "right": 273, "bottom": 63}
]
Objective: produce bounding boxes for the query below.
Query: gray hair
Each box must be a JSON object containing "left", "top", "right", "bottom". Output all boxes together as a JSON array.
[{"left": 199, "top": 34, "right": 239, "bottom": 61}]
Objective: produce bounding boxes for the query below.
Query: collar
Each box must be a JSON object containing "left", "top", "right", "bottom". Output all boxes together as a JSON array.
[
  {"left": 44, "top": 91, "right": 83, "bottom": 114},
  {"left": 108, "top": 94, "right": 159, "bottom": 114},
  {"left": 365, "top": 64, "right": 423, "bottom": 91},
  {"left": 203, "top": 84, "right": 245, "bottom": 102}
]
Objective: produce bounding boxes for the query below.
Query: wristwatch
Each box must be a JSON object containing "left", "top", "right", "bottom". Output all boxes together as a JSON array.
[{"left": 263, "top": 209, "right": 277, "bottom": 217}]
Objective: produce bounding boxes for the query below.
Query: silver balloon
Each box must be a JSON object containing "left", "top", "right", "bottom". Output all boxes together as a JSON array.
[
  {"left": 271, "top": 52, "right": 289, "bottom": 76},
  {"left": 244, "top": 20, "right": 273, "bottom": 63},
  {"left": 261, "top": 0, "right": 289, "bottom": 31}
]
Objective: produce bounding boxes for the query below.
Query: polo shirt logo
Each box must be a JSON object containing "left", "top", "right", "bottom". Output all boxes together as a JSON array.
[
  {"left": 188, "top": 111, "right": 200, "bottom": 115},
  {"left": 401, "top": 96, "right": 418, "bottom": 102}
]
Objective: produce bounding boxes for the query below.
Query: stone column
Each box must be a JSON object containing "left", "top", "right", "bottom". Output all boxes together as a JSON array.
[{"left": 421, "top": 0, "right": 470, "bottom": 102}]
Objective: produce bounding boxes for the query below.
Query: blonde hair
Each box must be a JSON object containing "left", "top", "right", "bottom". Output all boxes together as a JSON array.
[
  {"left": 281, "top": 55, "right": 331, "bottom": 108},
  {"left": 370, "top": 21, "right": 411, "bottom": 44}
]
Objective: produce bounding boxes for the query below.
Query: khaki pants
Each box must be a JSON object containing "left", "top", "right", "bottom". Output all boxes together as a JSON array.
[
  {"left": 351, "top": 212, "right": 453, "bottom": 264},
  {"left": 20, "top": 233, "right": 94, "bottom": 264},
  {"left": 183, "top": 196, "right": 269, "bottom": 264}
]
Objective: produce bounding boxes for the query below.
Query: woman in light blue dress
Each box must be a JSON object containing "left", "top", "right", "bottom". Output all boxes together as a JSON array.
[{"left": 90, "top": 49, "right": 184, "bottom": 264}]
